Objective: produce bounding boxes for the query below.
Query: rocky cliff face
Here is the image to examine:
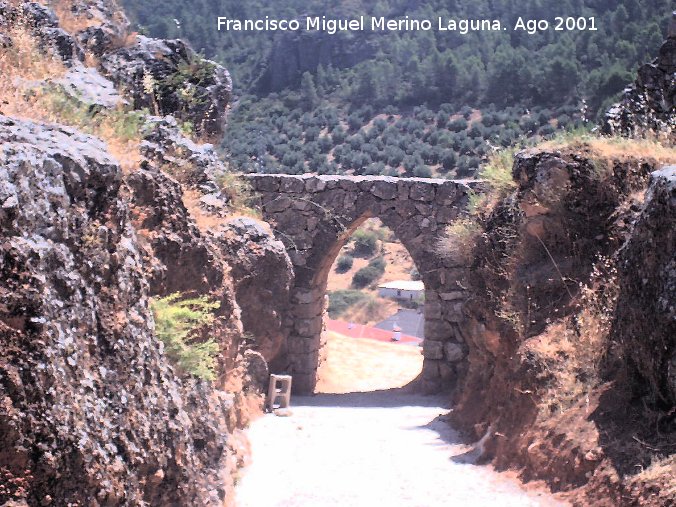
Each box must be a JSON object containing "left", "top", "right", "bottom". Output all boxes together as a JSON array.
[
  {"left": 449, "top": 26, "right": 676, "bottom": 504},
  {"left": 611, "top": 166, "right": 676, "bottom": 407},
  {"left": 450, "top": 147, "right": 674, "bottom": 505},
  {"left": 0, "top": 1, "right": 294, "bottom": 504},
  {"left": 602, "top": 12, "right": 675, "bottom": 139},
  {"left": 0, "top": 116, "right": 238, "bottom": 506}
]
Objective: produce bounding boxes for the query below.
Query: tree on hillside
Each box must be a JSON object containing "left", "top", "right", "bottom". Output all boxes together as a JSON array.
[{"left": 301, "top": 72, "right": 319, "bottom": 111}]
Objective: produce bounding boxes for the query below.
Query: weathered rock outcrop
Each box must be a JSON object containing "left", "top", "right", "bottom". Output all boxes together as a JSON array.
[
  {"left": 449, "top": 146, "right": 675, "bottom": 505},
  {"left": 612, "top": 166, "right": 676, "bottom": 407},
  {"left": 602, "top": 12, "right": 675, "bottom": 138},
  {"left": 218, "top": 217, "right": 293, "bottom": 363},
  {"left": 0, "top": 2, "right": 291, "bottom": 504},
  {"left": 0, "top": 1, "right": 83, "bottom": 64},
  {"left": 0, "top": 116, "right": 237, "bottom": 506},
  {"left": 140, "top": 116, "right": 229, "bottom": 194},
  {"left": 99, "top": 36, "right": 231, "bottom": 138}
]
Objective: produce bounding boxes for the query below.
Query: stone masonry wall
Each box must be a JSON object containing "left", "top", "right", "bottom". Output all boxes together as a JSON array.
[{"left": 245, "top": 174, "right": 482, "bottom": 394}]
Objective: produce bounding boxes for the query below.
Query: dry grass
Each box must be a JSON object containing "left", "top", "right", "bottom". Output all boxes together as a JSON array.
[
  {"left": 47, "top": 0, "right": 137, "bottom": 44},
  {"left": 528, "top": 256, "right": 619, "bottom": 416},
  {"left": 340, "top": 296, "right": 399, "bottom": 327},
  {"left": 0, "top": 25, "right": 143, "bottom": 172},
  {"left": 537, "top": 131, "right": 676, "bottom": 166},
  {"left": 214, "top": 172, "right": 261, "bottom": 218},
  {"left": 630, "top": 456, "right": 676, "bottom": 498},
  {"left": 183, "top": 189, "right": 226, "bottom": 233},
  {"left": 435, "top": 217, "right": 481, "bottom": 264},
  {"left": 48, "top": 0, "right": 102, "bottom": 34}
]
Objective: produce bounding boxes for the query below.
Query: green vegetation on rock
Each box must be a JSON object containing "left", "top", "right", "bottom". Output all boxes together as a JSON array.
[{"left": 151, "top": 293, "right": 221, "bottom": 380}]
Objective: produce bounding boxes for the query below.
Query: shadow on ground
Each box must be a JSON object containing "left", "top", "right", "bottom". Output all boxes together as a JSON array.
[{"left": 295, "top": 387, "right": 451, "bottom": 408}]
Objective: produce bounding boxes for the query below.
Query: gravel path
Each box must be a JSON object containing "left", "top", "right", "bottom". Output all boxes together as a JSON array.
[{"left": 236, "top": 391, "right": 567, "bottom": 507}]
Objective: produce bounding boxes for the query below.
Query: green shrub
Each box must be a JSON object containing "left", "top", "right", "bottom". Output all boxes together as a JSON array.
[
  {"left": 479, "top": 148, "right": 518, "bottom": 195},
  {"left": 335, "top": 255, "right": 354, "bottom": 273},
  {"left": 151, "top": 293, "right": 220, "bottom": 380},
  {"left": 351, "top": 230, "right": 379, "bottom": 258},
  {"left": 328, "top": 290, "right": 368, "bottom": 318},
  {"left": 351, "top": 256, "right": 386, "bottom": 288}
]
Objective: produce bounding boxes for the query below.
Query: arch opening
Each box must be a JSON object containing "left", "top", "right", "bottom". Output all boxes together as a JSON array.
[
  {"left": 246, "top": 174, "right": 478, "bottom": 395},
  {"left": 316, "top": 218, "right": 425, "bottom": 393}
]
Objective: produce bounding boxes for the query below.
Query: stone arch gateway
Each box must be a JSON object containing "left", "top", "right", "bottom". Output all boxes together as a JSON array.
[{"left": 245, "top": 174, "right": 482, "bottom": 394}]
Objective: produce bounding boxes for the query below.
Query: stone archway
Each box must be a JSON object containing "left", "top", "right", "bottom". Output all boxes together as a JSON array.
[{"left": 245, "top": 174, "right": 481, "bottom": 394}]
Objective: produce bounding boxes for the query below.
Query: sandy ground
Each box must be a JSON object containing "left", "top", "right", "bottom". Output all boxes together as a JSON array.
[
  {"left": 316, "top": 331, "right": 423, "bottom": 393},
  {"left": 236, "top": 333, "right": 568, "bottom": 507}
]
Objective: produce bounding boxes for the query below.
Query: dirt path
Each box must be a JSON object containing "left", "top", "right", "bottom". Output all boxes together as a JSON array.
[
  {"left": 236, "top": 391, "right": 567, "bottom": 506},
  {"left": 236, "top": 332, "right": 566, "bottom": 506}
]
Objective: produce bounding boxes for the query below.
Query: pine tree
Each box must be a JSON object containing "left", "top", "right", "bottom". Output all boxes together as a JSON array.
[{"left": 300, "top": 72, "right": 319, "bottom": 111}]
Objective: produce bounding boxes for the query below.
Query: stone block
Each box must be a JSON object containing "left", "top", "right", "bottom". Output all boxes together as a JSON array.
[
  {"left": 286, "top": 336, "right": 319, "bottom": 355},
  {"left": 305, "top": 177, "right": 327, "bottom": 192},
  {"left": 440, "top": 291, "right": 465, "bottom": 301},
  {"left": 436, "top": 207, "right": 458, "bottom": 224},
  {"left": 256, "top": 176, "right": 280, "bottom": 192},
  {"left": 425, "top": 319, "right": 453, "bottom": 341},
  {"left": 438, "top": 362, "right": 456, "bottom": 382},
  {"left": 288, "top": 250, "right": 307, "bottom": 266},
  {"left": 444, "top": 342, "right": 465, "bottom": 362},
  {"left": 264, "top": 195, "right": 292, "bottom": 213},
  {"left": 371, "top": 181, "right": 397, "bottom": 199},
  {"left": 421, "top": 359, "right": 441, "bottom": 379},
  {"left": 422, "top": 339, "right": 444, "bottom": 359},
  {"left": 294, "top": 231, "right": 314, "bottom": 250},
  {"left": 425, "top": 301, "right": 443, "bottom": 320},
  {"left": 338, "top": 179, "right": 358, "bottom": 191},
  {"left": 444, "top": 302, "right": 464, "bottom": 323},
  {"left": 292, "top": 199, "right": 310, "bottom": 211},
  {"left": 396, "top": 200, "right": 417, "bottom": 219},
  {"left": 293, "top": 289, "right": 321, "bottom": 304},
  {"left": 292, "top": 302, "right": 322, "bottom": 319},
  {"left": 397, "top": 180, "right": 410, "bottom": 199},
  {"left": 410, "top": 182, "right": 435, "bottom": 201},
  {"left": 280, "top": 177, "right": 305, "bottom": 193},
  {"left": 294, "top": 317, "right": 324, "bottom": 337},
  {"left": 435, "top": 183, "right": 458, "bottom": 205},
  {"left": 306, "top": 216, "right": 319, "bottom": 231}
]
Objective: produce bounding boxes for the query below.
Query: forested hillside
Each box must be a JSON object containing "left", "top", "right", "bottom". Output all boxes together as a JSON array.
[{"left": 122, "top": 0, "right": 672, "bottom": 176}]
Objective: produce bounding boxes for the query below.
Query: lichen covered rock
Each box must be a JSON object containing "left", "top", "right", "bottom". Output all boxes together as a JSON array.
[
  {"left": 0, "top": 115, "right": 236, "bottom": 506},
  {"left": 602, "top": 13, "right": 676, "bottom": 139},
  {"left": 218, "top": 217, "right": 293, "bottom": 362},
  {"left": 612, "top": 166, "right": 676, "bottom": 407},
  {"left": 99, "top": 36, "right": 231, "bottom": 138}
]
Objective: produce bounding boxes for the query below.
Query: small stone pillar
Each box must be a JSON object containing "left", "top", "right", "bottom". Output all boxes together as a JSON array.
[{"left": 267, "top": 374, "right": 292, "bottom": 411}]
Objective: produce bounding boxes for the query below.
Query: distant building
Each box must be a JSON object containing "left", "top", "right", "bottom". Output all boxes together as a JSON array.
[{"left": 377, "top": 280, "right": 424, "bottom": 302}]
